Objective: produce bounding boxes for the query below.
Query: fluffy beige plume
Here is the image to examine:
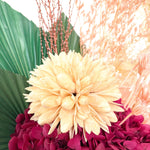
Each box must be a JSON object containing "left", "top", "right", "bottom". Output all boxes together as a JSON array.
[{"left": 76, "top": 0, "right": 150, "bottom": 81}]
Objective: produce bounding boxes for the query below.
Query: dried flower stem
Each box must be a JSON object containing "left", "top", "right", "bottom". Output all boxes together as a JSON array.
[{"left": 36, "top": 0, "right": 76, "bottom": 57}]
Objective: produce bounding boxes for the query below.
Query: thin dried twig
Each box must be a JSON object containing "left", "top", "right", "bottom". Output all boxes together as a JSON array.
[{"left": 36, "top": 0, "right": 76, "bottom": 57}]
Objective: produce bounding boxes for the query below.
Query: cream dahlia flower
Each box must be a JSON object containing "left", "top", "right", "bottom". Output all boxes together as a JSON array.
[{"left": 25, "top": 51, "right": 123, "bottom": 136}]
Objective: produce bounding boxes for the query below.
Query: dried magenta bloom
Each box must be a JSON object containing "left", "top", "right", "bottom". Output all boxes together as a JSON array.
[{"left": 9, "top": 107, "right": 150, "bottom": 150}]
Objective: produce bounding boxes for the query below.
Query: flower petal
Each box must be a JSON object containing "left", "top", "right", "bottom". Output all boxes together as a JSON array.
[
  {"left": 38, "top": 107, "right": 59, "bottom": 125},
  {"left": 62, "top": 96, "right": 75, "bottom": 110},
  {"left": 85, "top": 117, "right": 100, "bottom": 135},
  {"left": 41, "top": 96, "right": 59, "bottom": 107},
  {"left": 60, "top": 109, "right": 74, "bottom": 133},
  {"left": 57, "top": 73, "right": 75, "bottom": 92}
]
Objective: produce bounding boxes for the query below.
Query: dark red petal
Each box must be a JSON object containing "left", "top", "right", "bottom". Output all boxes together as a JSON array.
[
  {"left": 23, "top": 133, "right": 30, "bottom": 142},
  {"left": 96, "top": 143, "right": 105, "bottom": 150},
  {"left": 37, "top": 137, "right": 45, "bottom": 146},
  {"left": 44, "top": 139, "right": 50, "bottom": 150},
  {"left": 67, "top": 135, "right": 81, "bottom": 150},
  {"left": 57, "top": 132, "right": 69, "bottom": 141},
  {"left": 16, "top": 124, "right": 21, "bottom": 134},
  {"left": 140, "top": 143, "right": 150, "bottom": 150},
  {"left": 8, "top": 136, "right": 18, "bottom": 150},
  {"left": 21, "top": 122, "right": 37, "bottom": 129},
  {"left": 42, "top": 124, "right": 50, "bottom": 137},
  {"left": 16, "top": 114, "right": 25, "bottom": 123},
  {"left": 123, "top": 140, "right": 137, "bottom": 149},
  {"left": 81, "top": 147, "right": 90, "bottom": 150},
  {"left": 22, "top": 141, "right": 33, "bottom": 150},
  {"left": 140, "top": 124, "right": 150, "bottom": 137},
  {"left": 86, "top": 132, "right": 105, "bottom": 141},
  {"left": 31, "top": 126, "right": 42, "bottom": 140},
  {"left": 17, "top": 138, "right": 23, "bottom": 149},
  {"left": 35, "top": 145, "right": 45, "bottom": 150},
  {"left": 109, "top": 144, "right": 120, "bottom": 150},
  {"left": 24, "top": 108, "right": 30, "bottom": 121},
  {"left": 129, "top": 115, "right": 144, "bottom": 128},
  {"left": 50, "top": 141, "right": 56, "bottom": 150}
]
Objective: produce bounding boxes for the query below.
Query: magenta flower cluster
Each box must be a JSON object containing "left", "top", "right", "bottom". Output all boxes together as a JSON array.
[{"left": 9, "top": 108, "right": 150, "bottom": 150}]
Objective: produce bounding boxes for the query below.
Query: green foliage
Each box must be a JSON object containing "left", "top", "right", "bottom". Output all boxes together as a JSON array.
[
  {"left": 0, "top": 69, "right": 28, "bottom": 150},
  {"left": 0, "top": 0, "right": 42, "bottom": 78}
]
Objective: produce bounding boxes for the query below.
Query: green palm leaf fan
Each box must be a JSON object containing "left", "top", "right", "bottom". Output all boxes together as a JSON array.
[
  {"left": 0, "top": 0, "right": 80, "bottom": 149},
  {"left": 0, "top": 69, "right": 28, "bottom": 150}
]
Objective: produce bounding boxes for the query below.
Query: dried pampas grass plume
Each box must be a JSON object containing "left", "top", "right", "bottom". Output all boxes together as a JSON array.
[
  {"left": 120, "top": 53, "right": 150, "bottom": 124},
  {"left": 76, "top": 0, "right": 150, "bottom": 81}
]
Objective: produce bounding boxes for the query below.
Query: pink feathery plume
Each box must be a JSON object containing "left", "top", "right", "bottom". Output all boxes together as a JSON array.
[
  {"left": 78, "top": 0, "right": 150, "bottom": 57},
  {"left": 120, "top": 53, "right": 150, "bottom": 124},
  {"left": 76, "top": 0, "right": 150, "bottom": 81}
]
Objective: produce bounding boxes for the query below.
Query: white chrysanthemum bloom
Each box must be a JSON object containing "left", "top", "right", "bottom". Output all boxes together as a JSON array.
[{"left": 25, "top": 51, "right": 123, "bottom": 136}]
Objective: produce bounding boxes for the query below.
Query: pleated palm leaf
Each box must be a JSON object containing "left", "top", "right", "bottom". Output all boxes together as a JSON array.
[{"left": 0, "top": 0, "right": 80, "bottom": 149}]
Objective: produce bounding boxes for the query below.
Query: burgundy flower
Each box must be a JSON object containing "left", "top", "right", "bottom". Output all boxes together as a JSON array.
[
  {"left": 67, "top": 135, "right": 81, "bottom": 150},
  {"left": 9, "top": 105, "right": 150, "bottom": 150}
]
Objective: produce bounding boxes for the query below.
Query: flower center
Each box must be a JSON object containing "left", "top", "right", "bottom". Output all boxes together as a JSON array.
[{"left": 72, "top": 93, "right": 77, "bottom": 96}]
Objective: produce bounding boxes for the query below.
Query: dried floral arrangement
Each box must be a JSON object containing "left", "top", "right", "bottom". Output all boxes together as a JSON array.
[{"left": 0, "top": 0, "right": 150, "bottom": 150}]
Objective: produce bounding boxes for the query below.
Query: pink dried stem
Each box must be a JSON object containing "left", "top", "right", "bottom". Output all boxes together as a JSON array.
[
  {"left": 36, "top": 0, "right": 75, "bottom": 57},
  {"left": 36, "top": 0, "right": 44, "bottom": 58}
]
